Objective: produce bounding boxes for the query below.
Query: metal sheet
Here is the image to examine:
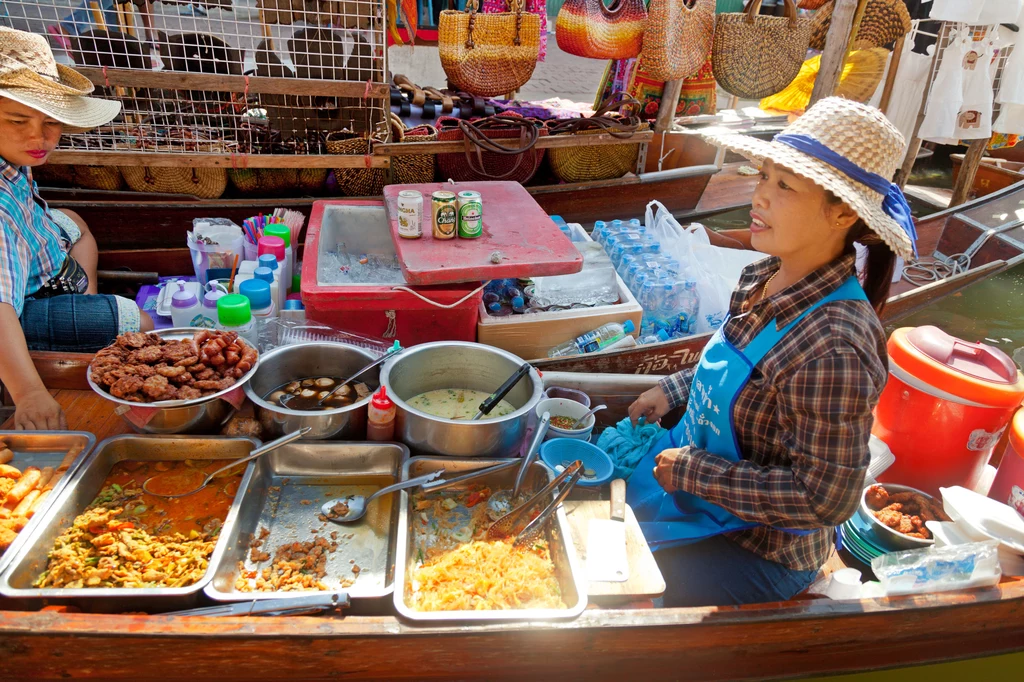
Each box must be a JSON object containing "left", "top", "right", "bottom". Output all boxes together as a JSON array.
[
  {"left": 205, "top": 442, "right": 408, "bottom": 602},
  {"left": 0, "top": 431, "right": 96, "bottom": 577},
  {"left": 0, "top": 435, "right": 259, "bottom": 612},
  {"left": 393, "top": 456, "right": 587, "bottom": 622}
]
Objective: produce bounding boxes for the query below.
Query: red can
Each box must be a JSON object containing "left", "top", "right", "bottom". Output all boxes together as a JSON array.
[{"left": 873, "top": 326, "right": 1024, "bottom": 497}]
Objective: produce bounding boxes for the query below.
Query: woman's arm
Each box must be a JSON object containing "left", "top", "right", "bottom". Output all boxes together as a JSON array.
[
  {"left": 0, "top": 304, "right": 65, "bottom": 430},
  {"left": 663, "top": 346, "right": 873, "bottom": 528}
]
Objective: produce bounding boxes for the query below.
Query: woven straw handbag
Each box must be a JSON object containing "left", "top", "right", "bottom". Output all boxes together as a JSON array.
[
  {"left": 325, "top": 129, "right": 388, "bottom": 196},
  {"left": 547, "top": 93, "right": 647, "bottom": 183},
  {"left": 438, "top": 0, "right": 541, "bottom": 98},
  {"left": 797, "top": 0, "right": 829, "bottom": 8},
  {"left": 121, "top": 167, "right": 227, "bottom": 199},
  {"left": 712, "top": 0, "right": 812, "bottom": 100},
  {"left": 436, "top": 114, "right": 547, "bottom": 184},
  {"left": 641, "top": 0, "right": 716, "bottom": 82},
  {"left": 809, "top": 0, "right": 911, "bottom": 51},
  {"left": 389, "top": 114, "right": 438, "bottom": 185},
  {"left": 556, "top": 0, "right": 647, "bottom": 60},
  {"left": 69, "top": 165, "right": 124, "bottom": 191},
  {"left": 228, "top": 169, "right": 303, "bottom": 196}
]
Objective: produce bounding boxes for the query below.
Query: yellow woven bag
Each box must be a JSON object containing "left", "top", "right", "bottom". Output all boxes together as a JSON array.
[
  {"left": 641, "top": 0, "right": 716, "bottom": 82},
  {"left": 438, "top": 0, "right": 540, "bottom": 98}
]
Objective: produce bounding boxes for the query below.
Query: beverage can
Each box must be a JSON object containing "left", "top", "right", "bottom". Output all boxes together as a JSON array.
[
  {"left": 397, "top": 190, "right": 423, "bottom": 239},
  {"left": 457, "top": 190, "right": 483, "bottom": 238},
  {"left": 431, "top": 191, "right": 457, "bottom": 240}
]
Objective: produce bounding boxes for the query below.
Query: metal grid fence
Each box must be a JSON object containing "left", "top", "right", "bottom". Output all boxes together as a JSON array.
[{"left": 1, "top": 0, "right": 389, "bottom": 155}]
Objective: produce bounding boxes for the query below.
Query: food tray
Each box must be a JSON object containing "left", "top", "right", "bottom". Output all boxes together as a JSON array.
[
  {"left": 393, "top": 456, "right": 587, "bottom": 622},
  {"left": 0, "top": 431, "right": 96, "bottom": 576},
  {"left": 0, "top": 435, "right": 259, "bottom": 612},
  {"left": 205, "top": 442, "right": 408, "bottom": 603}
]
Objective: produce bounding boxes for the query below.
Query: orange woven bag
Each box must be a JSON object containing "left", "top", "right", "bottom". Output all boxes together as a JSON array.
[{"left": 556, "top": 0, "right": 648, "bottom": 61}]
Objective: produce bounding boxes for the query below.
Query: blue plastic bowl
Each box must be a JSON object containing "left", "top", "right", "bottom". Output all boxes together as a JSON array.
[{"left": 539, "top": 438, "right": 614, "bottom": 487}]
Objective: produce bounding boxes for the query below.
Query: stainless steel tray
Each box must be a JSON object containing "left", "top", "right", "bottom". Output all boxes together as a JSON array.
[
  {"left": 205, "top": 441, "right": 408, "bottom": 603},
  {"left": 393, "top": 456, "right": 587, "bottom": 622},
  {"left": 0, "top": 431, "right": 96, "bottom": 576},
  {"left": 0, "top": 435, "right": 259, "bottom": 612}
]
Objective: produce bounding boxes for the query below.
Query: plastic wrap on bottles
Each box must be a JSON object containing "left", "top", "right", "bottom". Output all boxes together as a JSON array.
[
  {"left": 871, "top": 540, "right": 1002, "bottom": 597},
  {"left": 257, "top": 317, "right": 392, "bottom": 356}
]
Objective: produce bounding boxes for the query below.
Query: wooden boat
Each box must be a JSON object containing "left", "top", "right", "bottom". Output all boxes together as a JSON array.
[{"left": 951, "top": 152, "right": 1024, "bottom": 200}]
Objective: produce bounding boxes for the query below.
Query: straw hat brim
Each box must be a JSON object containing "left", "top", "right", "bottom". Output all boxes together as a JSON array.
[
  {"left": 701, "top": 131, "right": 915, "bottom": 260},
  {"left": 0, "top": 86, "right": 120, "bottom": 133}
]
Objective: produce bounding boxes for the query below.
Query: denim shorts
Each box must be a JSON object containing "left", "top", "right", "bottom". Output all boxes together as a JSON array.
[{"left": 19, "top": 294, "right": 134, "bottom": 352}]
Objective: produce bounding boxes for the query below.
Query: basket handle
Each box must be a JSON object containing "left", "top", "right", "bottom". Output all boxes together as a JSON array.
[
  {"left": 745, "top": 0, "right": 799, "bottom": 28},
  {"left": 459, "top": 116, "right": 539, "bottom": 180},
  {"left": 465, "top": 0, "right": 524, "bottom": 50}
]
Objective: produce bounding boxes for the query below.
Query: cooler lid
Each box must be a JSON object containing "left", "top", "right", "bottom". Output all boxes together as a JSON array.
[
  {"left": 1011, "top": 408, "right": 1024, "bottom": 457},
  {"left": 382, "top": 181, "right": 583, "bottom": 286},
  {"left": 888, "top": 326, "right": 1024, "bottom": 408}
]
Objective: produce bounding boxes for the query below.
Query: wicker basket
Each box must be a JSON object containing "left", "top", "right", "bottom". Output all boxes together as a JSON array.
[
  {"left": 809, "top": 0, "right": 910, "bottom": 51},
  {"left": 389, "top": 114, "right": 438, "bottom": 185},
  {"left": 641, "top": 0, "right": 716, "bottom": 82},
  {"left": 67, "top": 165, "right": 125, "bottom": 191},
  {"left": 228, "top": 168, "right": 299, "bottom": 195},
  {"left": 797, "top": 0, "right": 828, "bottom": 8},
  {"left": 712, "top": 0, "right": 812, "bottom": 100},
  {"left": 296, "top": 167, "right": 329, "bottom": 194},
  {"left": 325, "top": 131, "right": 387, "bottom": 197},
  {"left": 556, "top": 0, "right": 648, "bottom": 60},
  {"left": 121, "top": 166, "right": 227, "bottom": 199},
  {"left": 546, "top": 94, "right": 647, "bottom": 183}
]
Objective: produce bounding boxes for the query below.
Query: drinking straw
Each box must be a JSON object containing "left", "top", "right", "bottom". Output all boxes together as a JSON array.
[{"left": 228, "top": 254, "right": 239, "bottom": 293}]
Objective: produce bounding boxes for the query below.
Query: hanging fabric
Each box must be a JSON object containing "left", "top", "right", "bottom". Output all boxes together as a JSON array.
[
  {"left": 954, "top": 37, "right": 996, "bottom": 140},
  {"left": 918, "top": 28, "right": 967, "bottom": 144},
  {"left": 869, "top": 22, "right": 934, "bottom": 145},
  {"left": 977, "top": 0, "right": 1024, "bottom": 24}
]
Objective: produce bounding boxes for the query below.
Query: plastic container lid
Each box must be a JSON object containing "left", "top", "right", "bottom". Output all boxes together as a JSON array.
[
  {"left": 203, "top": 289, "right": 225, "bottom": 309},
  {"left": 371, "top": 386, "right": 393, "bottom": 411},
  {"left": 292, "top": 273, "right": 301, "bottom": 292},
  {"left": 888, "top": 326, "right": 1024, "bottom": 408},
  {"left": 217, "top": 293, "right": 252, "bottom": 327},
  {"left": 258, "top": 235, "right": 286, "bottom": 261},
  {"left": 171, "top": 280, "right": 198, "bottom": 308},
  {"left": 655, "top": 329, "right": 670, "bottom": 342},
  {"left": 263, "top": 223, "right": 291, "bottom": 249},
  {"left": 258, "top": 254, "right": 279, "bottom": 271},
  {"left": 254, "top": 266, "right": 275, "bottom": 283},
  {"left": 623, "top": 319, "right": 636, "bottom": 334},
  {"left": 283, "top": 299, "right": 305, "bottom": 311},
  {"left": 238, "top": 278, "right": 272, "bottom": 310}
]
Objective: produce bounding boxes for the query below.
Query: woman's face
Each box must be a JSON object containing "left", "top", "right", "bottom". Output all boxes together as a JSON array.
[
  {"left": 749, "top": 159, "right": 855, "bottom": 260},
  {"left": 0, "top": 98, "right": 63, "bottom": 168}
]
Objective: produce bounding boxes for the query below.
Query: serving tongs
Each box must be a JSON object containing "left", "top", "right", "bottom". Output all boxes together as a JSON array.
[
  {"left": 473, "top": 362, "right": 533, "bottom": 420},
  {"left": 487, "top": 460, "right": 583, "bottom": 549},
  {"left": 167, "top": 592, "right": 350, "bottom": 618}
]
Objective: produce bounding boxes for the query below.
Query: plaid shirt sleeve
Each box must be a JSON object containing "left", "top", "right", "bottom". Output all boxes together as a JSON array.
[
  {"left": 0, "top": 210, "right": 28, "bottom": 316},
  {"left": 670, "top": 343, "right": 872, "bottom": 529},
  {"left": 658, "top": 367, "right": 695, "bottom": 411}
]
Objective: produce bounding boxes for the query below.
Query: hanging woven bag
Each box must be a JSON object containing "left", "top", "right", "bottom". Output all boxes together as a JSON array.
[
  {"left": 809, "top": 0, "right": 911, "bottom": 51},
  {"left": 325, "top": 129, "right": 388, "bottom": 196},
  {"left": 797, "top": 0, "right": 829, "bottom": 8},
  {"left": 556, "top": 0, "right": 648, "bottom": 61},
  {"left": 121, "top": 167, "right": 227, "bottom": 199},
  {"left": 547, "top": 93, "right": 648, "bottom": 183},
  {"left": 69, "top": 165, "right": 124, "bottom": 191},
  {"left": 389, "top": 113, "right": 439, "bottom": 185},
  {"left": 438, "top": 0, "right": 541, "bottom": 97},
  {"left": 436, "top": 114, "right": 547, "bottom": 184},
  {"left": 711, "top": 0, "right": 812, "bottom": 100},
  {"left": 641, "top": 0, "right": 716, "bottom": 82}
]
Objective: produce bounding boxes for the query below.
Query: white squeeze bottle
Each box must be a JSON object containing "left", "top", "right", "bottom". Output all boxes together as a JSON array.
[
  {"left": 257, "top": 254, "right": 284, "bottom": 312},
  {"left": 366, "top": 386, "right": 396, "bottom": 441},
  {"left": 262, "top": 224, "right": 294, "bottom": 293},
  {"left": 170, "top": 281, "right": 203, "bottom": 329},
  {"left": 239, "top": 278, "right": 276, "bottom": 319},
  {"left": 254, "top": 266, "right": 280, "bottom": 315},
  {"left": 196, "top": 289, "right": 224, "bottom": 328}
]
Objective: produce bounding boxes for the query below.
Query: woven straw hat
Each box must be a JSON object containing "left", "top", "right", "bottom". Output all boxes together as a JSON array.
[
  {"left": 701, "top": 97, "right": 914, "bottom": 259},
  {"left": 0, "top": 27, "right": 120, "bottom": 131}
]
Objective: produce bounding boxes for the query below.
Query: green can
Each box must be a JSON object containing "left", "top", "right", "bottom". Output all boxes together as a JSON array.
[{"left": 457, "top": 190, "right": 483, "bottom": 239}]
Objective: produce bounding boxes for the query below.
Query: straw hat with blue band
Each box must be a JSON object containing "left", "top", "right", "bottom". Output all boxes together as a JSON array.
[{"left": 700, "top": 97, "right": 917, "bottom": 260}]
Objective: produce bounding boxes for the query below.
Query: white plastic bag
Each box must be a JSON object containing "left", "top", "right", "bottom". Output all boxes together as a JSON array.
[
  {"left": 189, "top": 218, "right": 244, "bottom": 286},
  {"left": 645, "top": 201, "right": 767, "bottom": 334}
]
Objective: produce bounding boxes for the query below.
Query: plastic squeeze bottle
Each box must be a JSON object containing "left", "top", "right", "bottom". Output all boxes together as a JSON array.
[
  {"left": 258, "top": 235, "right": 289, "bottom": 299},
  {"left": 196, "top": 289, "right": 224, "bottom": 328},
  {"left": 239, "top": 278, "right": 276, "bottom": 319},
  {"left": 170, "top": 281, "right": 203, "bottom": 329},
  {"left": 367, "top": 386, "right": 396, "bottom": 441},
  {"left": 216, "top": 293, "right": 258, "bottom": 347},
  {"left": 263, "top": 224, "right": 294, "bottom": 292},
  {"left": 257, "top": 253, "right": 284, "bottom": 311}
]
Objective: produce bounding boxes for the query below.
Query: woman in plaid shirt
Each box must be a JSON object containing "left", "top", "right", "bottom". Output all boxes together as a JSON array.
[{"left": 626, "top": 98, "right": 918, "bottom": 607}]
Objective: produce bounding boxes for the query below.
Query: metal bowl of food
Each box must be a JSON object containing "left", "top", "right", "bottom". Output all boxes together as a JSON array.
[
  {"left": 380, "top": 342, "right": 543, "bottom": 457},
  {"left": 859, "top": 483, "right": 943, "bottom": 550},
  {"left": 87, "top": 328, "right": 260, "bottom": 435},
  {"left": 243, "top": 342, "right": 378, "bottom": 440}
]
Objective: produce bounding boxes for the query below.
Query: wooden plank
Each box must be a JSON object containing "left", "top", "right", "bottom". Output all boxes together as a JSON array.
[
  {"left": 951, "top": 138, "right": 991, "bottom": 207},
  {"left": 72, "top": 68, "right": 389, "bottom": 98},
  {"left": 48, "top": 152, "right": 391, "bottom": 169},
  {"left": 688, "top": 163, "right": 760, "bottom": 216},
  {"left": 810, "top": 0, "right": 866, "bottom": 105},
  {"left": 373, "top": 131, "right": 655, "bottom": 156},
  {"left": 99, "top": 248, "right": 193, "bottom": 274},
  {"left": 878, "top": 34, "right": 906, "bottom": 114}
]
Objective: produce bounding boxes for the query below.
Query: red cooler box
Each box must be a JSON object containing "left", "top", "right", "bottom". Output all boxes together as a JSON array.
[
  {"left": 874, "top": 326, "right": 1024, "bottom": 496},
  {"left": 302, "top": 200, "right": 482, "bottom": 345}
]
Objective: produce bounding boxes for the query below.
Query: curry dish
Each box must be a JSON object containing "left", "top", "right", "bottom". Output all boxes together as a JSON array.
[{"left": 34, "top": 459, "right": 243, "bottom": 589}]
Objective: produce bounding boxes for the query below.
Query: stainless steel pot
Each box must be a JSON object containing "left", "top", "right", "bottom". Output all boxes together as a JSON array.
[
  {"left": 380, "top": 342, "right": 543, "bottom": 457},
  {"left": 244, "top": 342, "right": 378, "bottom": 440}
]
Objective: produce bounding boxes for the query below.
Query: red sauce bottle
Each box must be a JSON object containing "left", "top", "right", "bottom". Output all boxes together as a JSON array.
[{"left": 367, "top": 386, "right": 396, "bottom": 441}]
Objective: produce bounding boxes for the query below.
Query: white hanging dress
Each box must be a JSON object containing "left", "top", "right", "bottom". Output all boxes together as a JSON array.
[
  {"left": 954, "top": 39, "right": 995, "bottom": 140},
  {"left": 996, "top": 7, "right": 1024, "bottom": 106},
  {"left": 872, "top": 27, "right": 935, "bottom": 145},
  {"left": 919, "top": 30, "right": 968, "bottom": 144}
]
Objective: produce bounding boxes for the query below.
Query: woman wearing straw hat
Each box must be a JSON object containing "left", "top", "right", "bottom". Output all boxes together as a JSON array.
[
  {"left": 626, "top": 97, "right": 917, "bottom": 607},
  {"left": 0, "top": 27, "right": 153, "bottom": 431}
]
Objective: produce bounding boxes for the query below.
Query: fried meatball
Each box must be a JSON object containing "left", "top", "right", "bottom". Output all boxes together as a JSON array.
[
  {"left": 110, "top": 375, "right": 145, "bottom": 398},
  {"left": 864, "top": 484, "right": 889, "bottom": 511}
]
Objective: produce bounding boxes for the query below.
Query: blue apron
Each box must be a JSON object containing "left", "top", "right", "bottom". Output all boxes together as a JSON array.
[{"left": 627, "top": 277, "right": 868, "bottom": 550}]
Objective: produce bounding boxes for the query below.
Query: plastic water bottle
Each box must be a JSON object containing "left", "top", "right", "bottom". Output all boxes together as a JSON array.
[
  {"left": 629, "top": 218, "right": 643, "bottom": 231},
  {"left": 640, "top": 329, "right": 671, "bottom": 345},
  {"left": 510, "top": 296, "right": 527, "bottom": 314},
  {"left": 672, "top": 280, "right": 700, "bottom": 335},
  {"left": 547, "top": 319, "right": 636, "bottom": 358},
  {"left": 592, "top": 220, "right": 609, "bottom": 245},
  {"left": 638, "top": 273, "right": 673, "bottom": 336}
]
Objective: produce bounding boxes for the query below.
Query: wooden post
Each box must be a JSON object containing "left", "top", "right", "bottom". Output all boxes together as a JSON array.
[
  {"left": 878, "top": 34, "right": 906, "bottom": 115},
  {"left": 654, "top": 79, "right": 684, "bottom": 133},
  {"left": 949, "top": 138, "right": 989, "bottom": 206},
  {"left": 809, "top": 0, "right": 868, "bottom": 106}
]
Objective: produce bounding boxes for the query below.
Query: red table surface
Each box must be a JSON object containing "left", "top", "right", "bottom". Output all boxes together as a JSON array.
[{"left": 383, "top": 181, "right": 584, "bottom": 286}]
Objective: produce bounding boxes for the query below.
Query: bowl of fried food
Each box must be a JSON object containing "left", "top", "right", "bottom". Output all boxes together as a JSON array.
[
  {"left": 88, "top": 329, "right": 259, "bottom": 435},
  {"left": 860, "top": 483, "right": 952, "bottom": 550}
]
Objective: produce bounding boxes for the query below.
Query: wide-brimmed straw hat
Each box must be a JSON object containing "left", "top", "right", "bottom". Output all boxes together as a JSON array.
[
  {"left": 0, "top": 26, "right": 120, "bottom": 132},
  {"left": 701, "top": 97, "right": 917, "bottom": 260}
]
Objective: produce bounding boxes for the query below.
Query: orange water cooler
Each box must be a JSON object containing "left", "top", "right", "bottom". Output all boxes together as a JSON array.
[
  {"left": 873, "top": 326, "right": 1024, "bottom": 497},
  {"left": 989, "top": 409, "right": 1024, "bottom": 515}
]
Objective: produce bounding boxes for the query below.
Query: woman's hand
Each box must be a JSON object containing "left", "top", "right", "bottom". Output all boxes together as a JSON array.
[
  {"left": 653, "top": 449, "right": 688, "bottom": 493},
  {"left": 628, "top": 385, "right": 671, "bottom": 426},
  {"left": 13, "top": 388, "right": 66, "bottom": 431}
]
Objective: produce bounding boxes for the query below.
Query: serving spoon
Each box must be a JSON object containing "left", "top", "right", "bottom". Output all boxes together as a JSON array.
[
  {"left": 570, "top": 404, "right": 607, "bottom": 429},
  {"left": 142, "top": 428, "right": 311, "bottom": 498},
  {"left": 321, "top": 470, "right": 444, "bottom": 524},
  {"left": 316, "top": 341, "right": 403, "bottom": 407}
]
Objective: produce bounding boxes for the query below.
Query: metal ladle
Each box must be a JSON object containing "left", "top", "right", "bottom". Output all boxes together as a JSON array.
[
  {"left": 316, "top": 341, "right": 403, "bottom": 407},
  {"left": 142, "top": 428, "right": 311, "bottom": 498},
  {"left": 570, "top": 404, "right": 607, "bottom": 429},
  {"left": 321, "top": 470, "right": 443, "bottom": 524}
]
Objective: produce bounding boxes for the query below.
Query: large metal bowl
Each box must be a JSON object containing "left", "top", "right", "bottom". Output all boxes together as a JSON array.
[
  {"left": 859, "top": 483, "right": 937, "bottom": 550},
  {"left": 243, "top": 342, "right": 378, "bottom": 440},
  {"left": 380, "top": 342, "right": 543, "bottom": 457},
  {"left": 86, "top": 328, "right": 259, "bottom": 435}
]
